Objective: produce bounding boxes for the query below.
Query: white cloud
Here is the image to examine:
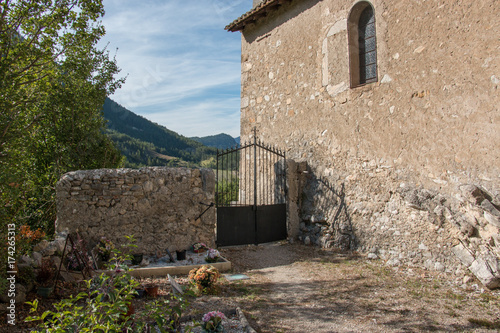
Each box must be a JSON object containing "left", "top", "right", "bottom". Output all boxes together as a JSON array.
[{"left": 99, "top": 0, "right": 249, "bottom": 138}]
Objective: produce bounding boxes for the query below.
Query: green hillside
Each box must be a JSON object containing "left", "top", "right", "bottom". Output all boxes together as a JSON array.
[
  {"left": 190, "top": 133, "right": 238, "bottom": 150},
  {"left": 102, "top": 98, "right": 217, "bottom": 168}
]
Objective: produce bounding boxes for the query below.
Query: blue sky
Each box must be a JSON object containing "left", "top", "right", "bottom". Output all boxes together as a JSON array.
[{"left": 99, "top": 0, "right": 250, "bottom": 138}]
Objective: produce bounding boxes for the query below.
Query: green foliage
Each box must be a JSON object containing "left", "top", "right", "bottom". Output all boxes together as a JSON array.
[
  {"left": 190, "top": 133, "right": 238, "bottom": 150},
  {"left": 103, "top": 98, "right": 217, "bottom": 168},
  {"left": 200, "top": 157, "right": 217, "bottom": 169},
  {"left": 216, "top": 179, "right": 239, "bottom": 205},
  {"left": 26, "top": 235, "right": 198, "bottom": 332},
  {"left": 26, "top": 235, "right": 139, "bottom": 331},
  {"left": 26, "top": 276, "right": 138, "bottom": 332},
  {"left": 142, "top": 292, "right": 195, "bottom": 333},
  {"left": 0, "top": 0, "right": 124, "bottom": 243},
  {"left": 105, "top": 129, "right": 188, "bottom": 168}
]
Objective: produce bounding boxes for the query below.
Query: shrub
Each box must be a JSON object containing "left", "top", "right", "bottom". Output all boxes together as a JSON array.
[
  {"left": 95, "top": 237, "right": 115, "bottom": 262},
  {"left": 142, "top": 292, "right": 195, "bottom": 333},
  {"left": 36, "top": 259, "right": 55, "bottom": 287},
  {"left": 26, "top": 235, "right": 139, "bottom": 331}
]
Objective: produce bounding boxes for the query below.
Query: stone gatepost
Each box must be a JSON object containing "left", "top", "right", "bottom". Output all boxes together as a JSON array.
[{"left": 286, "top": 160, "right": 307, "bottom": 241}]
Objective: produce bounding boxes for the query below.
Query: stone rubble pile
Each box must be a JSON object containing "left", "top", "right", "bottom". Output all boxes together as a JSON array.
[{"left": 294, "top": 159, "right": 499, "bottom": 290}]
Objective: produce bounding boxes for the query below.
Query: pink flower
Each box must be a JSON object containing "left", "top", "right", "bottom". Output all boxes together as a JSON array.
[{"left": 202, "top": 311, "right": 225, "bottom": 323}]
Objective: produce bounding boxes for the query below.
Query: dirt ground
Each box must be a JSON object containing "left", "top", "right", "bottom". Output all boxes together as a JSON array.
[
  {"left": 3, "top": 242, "right": 499, "bottom": 332},
  {"left": 212, "top": 242, "right": 500, "bottom": 333}
]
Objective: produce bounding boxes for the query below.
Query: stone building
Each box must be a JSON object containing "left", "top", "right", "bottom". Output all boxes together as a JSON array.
[{"left": 226, "top": 0, "right": 499, "bottom": 288}]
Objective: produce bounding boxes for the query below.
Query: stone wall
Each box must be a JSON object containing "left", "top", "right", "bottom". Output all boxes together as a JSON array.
[
  {"left": 55, "top": 167, "right": 216, "bottom": 254},
  {"left": 236, "top": 0, "right": 499, "bottom": 288}
]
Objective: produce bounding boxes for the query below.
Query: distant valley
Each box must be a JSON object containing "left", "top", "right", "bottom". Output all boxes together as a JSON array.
[{"left": 102, "top": 98, "right": 238, "bottom": 168}]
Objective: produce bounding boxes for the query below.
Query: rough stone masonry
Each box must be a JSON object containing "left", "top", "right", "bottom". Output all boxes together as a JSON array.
[
  {"left": 228, "top": 0, "right": 499, "bottom": 288},
  {"left": 55, "top": 167, "right": 216, "bottom": 254}
]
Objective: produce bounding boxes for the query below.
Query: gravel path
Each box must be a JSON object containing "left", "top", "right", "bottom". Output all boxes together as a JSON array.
[{"left": 219, "top": 242, "right": 500, "bottom": 333}]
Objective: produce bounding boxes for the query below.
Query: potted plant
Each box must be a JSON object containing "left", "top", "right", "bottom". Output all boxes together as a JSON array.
[
  {"left": 96, "top": 237, "right": 114, "bottom": 262},
  {"left": 36, "top": 258, "right": 55, "bottom": 297},
  {"left": 192, "top": 242, "right": 208, "bottom": 253},
  {"left": 176, "top": 249, "right": 186, "bottom": 261},
  {"left": 205, "top": 248, "right": 221, "bottom": 263},
  {"left": 145, "top": 283, "right": 159, "bottom": 297},
  {"left": 201, "top": 311, "right": 225, "bottom": 333}
]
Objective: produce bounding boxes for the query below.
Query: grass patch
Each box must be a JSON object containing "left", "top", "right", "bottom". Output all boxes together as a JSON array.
[
  {"left": 232, "top": 282, "right": 265, "bottom": 301},
  {"left": 444, "top": 290, "right": 465, "bottom": 301},
  {"left": 479, "top": 292, "right": 498, "bottom": 304},
  {"left": 468, "top": 318, "right": 500, "bottom": 329}
]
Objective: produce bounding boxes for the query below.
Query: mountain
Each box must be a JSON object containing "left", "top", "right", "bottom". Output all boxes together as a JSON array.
[
  {"left": 190, "top": 133, "right": 238, "bottom": 150},
  {"left": 102, "top": 98, "right": 217, "bottom": 168}
]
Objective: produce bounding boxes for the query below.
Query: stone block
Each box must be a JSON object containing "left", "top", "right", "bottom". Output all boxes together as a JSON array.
[
  {"left": 459, "top": 184, "right": 486, "bottom": 205},
  {"left": 33, "top": 240, "right": 49, "bottom": 253},
  {"left": 469, "top": 255, "right": 500, "bottom": 290},
  {"left": 451, "top": 243, "right": 475, "bottom": 267},
  {"left": 0, "top": 284, "right": 26, "bottom": 303}
]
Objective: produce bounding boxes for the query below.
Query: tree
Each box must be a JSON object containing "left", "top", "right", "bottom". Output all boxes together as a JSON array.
[{"left": 0, "top": 0, "right": 125, "bottom": 239}]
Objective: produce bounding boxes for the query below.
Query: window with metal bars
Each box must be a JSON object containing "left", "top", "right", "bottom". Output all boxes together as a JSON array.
[{"left": 348, "top": 2, "right": 378, "bottom": 88}]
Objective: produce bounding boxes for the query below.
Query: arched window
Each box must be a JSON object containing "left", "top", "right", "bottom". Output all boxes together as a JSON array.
[{"left": 348, "top": 2, "right": 377, "bottom": 88}]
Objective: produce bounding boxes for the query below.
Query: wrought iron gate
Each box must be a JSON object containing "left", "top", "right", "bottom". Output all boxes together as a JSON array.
[{"left": 216, "top": 135, "right": 287, "bottom": 247}]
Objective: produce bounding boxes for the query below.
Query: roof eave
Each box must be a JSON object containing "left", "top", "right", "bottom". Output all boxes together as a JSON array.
[{"left": 225, "top": 0, "right": 293, "bottom": 32}]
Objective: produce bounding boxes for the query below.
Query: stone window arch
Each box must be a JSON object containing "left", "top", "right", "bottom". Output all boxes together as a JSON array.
[{"left": 348, "top": 1, "right": 378, "bottom": 88}]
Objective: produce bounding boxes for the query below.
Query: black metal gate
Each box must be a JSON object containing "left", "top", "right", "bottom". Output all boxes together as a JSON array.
[{"left": 216, "top": 134, "right": 286, "bottom": 247}]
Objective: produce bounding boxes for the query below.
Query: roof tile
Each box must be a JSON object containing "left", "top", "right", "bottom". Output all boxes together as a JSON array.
[{"left": 225, "top": 0, "right": 288, "bottom": 32}]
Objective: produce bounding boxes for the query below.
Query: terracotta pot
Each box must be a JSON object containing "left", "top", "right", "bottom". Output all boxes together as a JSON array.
[
  {"left": 145, "top": 285, "right": 159, "bottom": 297},
  {"left": 125, "top": 303, "right": 135, "bottom": 318}
]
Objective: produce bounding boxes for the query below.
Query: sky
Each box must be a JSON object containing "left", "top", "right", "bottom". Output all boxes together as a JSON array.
[{"left": 98, "top": 0, "right": 251, "bottom": 138}]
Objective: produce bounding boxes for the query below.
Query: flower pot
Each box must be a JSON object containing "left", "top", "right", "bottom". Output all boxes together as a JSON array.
[
  {"left": 176, "top": 250, "right": 186, "bottom": 261},
  {"left": 131, "top": 254, "right": 143, "bottom": 265},
  {"left": 134, "top": 288, "right": 145, "bottom": 298},
  {"left": 125, "top": 303, "right": 135, "bottom": 318},
  {"left": 145, "top": 285, "right": 159, "bottom": 297},
  {"left": 37, "top": 286, "right": 53, "bottom": 298}
]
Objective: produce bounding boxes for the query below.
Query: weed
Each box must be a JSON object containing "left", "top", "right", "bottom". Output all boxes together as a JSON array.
[
  {"left": 468, "top": 318, "right": 500, "bottom": 329},
  {"left": 445, "top": 290, "right": 465, "bottom": 301},
  {"left": 479, "top": 293, "right": 497, "bottom": 304}
]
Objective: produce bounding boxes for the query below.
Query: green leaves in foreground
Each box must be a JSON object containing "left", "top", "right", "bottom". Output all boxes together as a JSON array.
[{"left": 0, "top": 0, "right": 125, "bottom": 238}]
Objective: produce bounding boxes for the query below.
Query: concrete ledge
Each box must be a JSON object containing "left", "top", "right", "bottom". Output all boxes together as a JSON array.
[
  {"left": 237, "top": 307, "right": 257, "bottom": 333},
  {"left": 128, "top": 258, "right": 231, "bottom": 278}
]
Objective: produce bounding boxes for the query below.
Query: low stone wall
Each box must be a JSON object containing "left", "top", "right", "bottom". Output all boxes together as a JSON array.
[{"left": 55, "top": 167, "right": 215, "bottom": 254}]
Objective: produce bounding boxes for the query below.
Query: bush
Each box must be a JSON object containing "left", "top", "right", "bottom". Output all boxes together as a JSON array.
[
  {"left": 26, "top": 235, "right": 139, "bottom": 331},
  {"left": 141, "top": 292, "right": 195, "bottom": 333}
]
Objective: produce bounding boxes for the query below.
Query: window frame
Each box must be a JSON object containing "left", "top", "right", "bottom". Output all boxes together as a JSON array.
[{"left": 348, "top": 1, "right": 378, "bottom": 88}]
